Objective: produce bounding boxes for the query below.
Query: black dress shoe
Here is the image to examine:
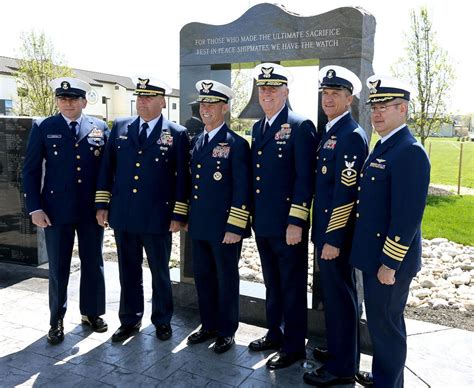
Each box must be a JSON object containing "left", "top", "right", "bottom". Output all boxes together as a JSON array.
[
  {"left": 187, "top": 328, "right": 218, "bottom": 344},
  {"left": 313, "top": 346, "right": 332, "bottom": 362},
  {"left": 355, "top": 371, "right": 374, "bottom": 386},
  {"left": 111, "top": 322, "right": 141, "bottom": 342},
  {"left": 213, "top": 336, "right": 234, "bottom": 354},
  {"left": 81, "top": 315, "right": 108, "bottom": 333},
  {"left": 303, "top": 367, "right": 355, "bottom": 386},
  {"left": 266, "top": 350, "right": 306, "bottom": 370},
  {"left": 47, "top": 319, "right": 64, "bottom": 345},
  {"left": 155, "top": 324, "right": 172, "bottom": 341},
  {"left": 248, "top": 336, "right": 282, "bottom": 351}
]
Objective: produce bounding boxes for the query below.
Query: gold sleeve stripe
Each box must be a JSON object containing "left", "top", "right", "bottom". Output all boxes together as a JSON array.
[
  {"left": 173, "top": 209, "right": 188, "bottom": 216},
  {"left": 326, "top": 220, "right": 348, "bottom": 233},
  {"left": 96, "top": 191, "right": 111, "bottom": 195},
  {"left": 384, "top": 241, "right": 408, "bottom": 255},
  {"left": 383, "top": 244, "right": 405, "bottom": 258},
  {"left": 383, "top": 247, "right": 405, "bottom": 261},
  {"left": 227, "top": 215, "right": 247, "bottom": 228},
  {"left": 291, "top": 204, "right": 310, "bottom": 212},
  {"left": 386, "top": 237, "right": 409, "bottom": 250},
  {"left": 174, "top": 201, "right": 189, "bottom": 208},
  {"left": 332, "top": 202, "right": 354, "bottom": 214},
  {"left": 230, "top": 207, "right": 249, "bottom": 216},
  {"left": 327, "top": 213, "right": 350, "bottom": 225},
  {"left": 229, "top": 212, "right": 248, "bottom": 221},
  {"left": 95, "top": 194, "right": 111, "bottom": 198},
  {"left": 289, "top": 207, "right": 309, "bottom": 220}
]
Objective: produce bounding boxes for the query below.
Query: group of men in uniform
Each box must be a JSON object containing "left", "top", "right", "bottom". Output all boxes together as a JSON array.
[{"left": 22, "top": 61, "right": 430, "bottom": 388}]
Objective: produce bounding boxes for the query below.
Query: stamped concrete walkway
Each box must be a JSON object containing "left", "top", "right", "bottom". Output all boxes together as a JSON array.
[{"left": 0, "top": 261, "right": 472, "bottom": 387}]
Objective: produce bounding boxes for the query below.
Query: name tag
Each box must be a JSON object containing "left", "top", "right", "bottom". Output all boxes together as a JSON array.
[{"left": 47, "top": 134, "right": 62, "bottom": 138}]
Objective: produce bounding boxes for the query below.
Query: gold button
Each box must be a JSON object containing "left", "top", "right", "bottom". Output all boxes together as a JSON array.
[
  {"left": 133, "top": 188, "right": 138, "bottom": 193},
  {"left": 256, "top": 176, "right": 261, "bottom": 181},
  {"left": 194, "top": 195, "right": 198, "bottom": 199},
  {"left": 356, "top": 213, "right": 360, "bottom": 218},
  {"left": 196, "top": 174, "right": 200, "bottom": 179},
  {"left": 256, "top": 189, "right": 260, "bottom": 194},
  {"left": 358, "top": 187, "right": 361, "bottom": 191},
  {"left": 256, "top": 164, "right": 260, "bottom": 168},
  {"left": 76, "top": 155, "right": 80, "bottom": 159},
  {"left": 75, "top": 144, "right": 79, "bottom": 148},
  {"left": 278, "top": 154, "right": 282, "bottom": 158},
  {"left": 138, "top": 150, "right": 143, "bottom": 154},
  {"left": 303, "top": 202, "right": 307, "bottom": 207},
  {"left": 278, "top": 147, "right": 282, "bottom": 151},
  {"left": 136, "top": 162, "right": 140, "bottom": 167},
  {"left": 316, "top": 156, "right": 319, "bottom": 160},
  {"left": 323, "top": 158, "right": 326, "bottom": 161},
  {"left": 54, "top": 151, "right": 58, "bottom": 155},
  {"left": 258, "top": 151, "right": 262, "bottom": 155},
  {"left": 371, "top": 177, "right": 375, "bottom": 181},
  {"left": 77, "top": 179, "right": 82, "bottom": 183},
  {"left": 134, "top": 175, "right": 139, "bottom": 180},
  {"left": 197, "top": 164, "right": 202, "bottom": 168},
  {"left": 76, "top": 167, "right": 81, "bottom": 171},
  {"left": 356, "top": 200, "right": 360, "bottom": 204},
  {"left": 50, "top": 190, "right": 54, "bottom": 194},
  {"left": 360, "top": 173, "right": 364, "bottom": 178},
  {"left": 53, "top": 144, "right": 57, "bottom": 148},
  {"left": 377, "top": 233, "right": 381, "bottom": 237},
  {"left": 194, "top": 185, "right": 198, "bottom": 189},
  {"left": 155, "top": 158, "right": 159, "bottom": 162},
  {"left": 217, "top": 161, "right": 221, "bottom": 165},
  {"left": 242, "top": 205, "right": 246, "bottom": 210},
  {"left": 286, "top": 197, "right": 290, "bottom": 201},
  {"left": 324, "top": 209, "right": 328, "bottom": 213},
  {"left": 217, "top": 166, "right": 220, "bottom": 170}
]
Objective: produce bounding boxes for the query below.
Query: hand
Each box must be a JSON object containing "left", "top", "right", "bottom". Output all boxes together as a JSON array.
[
  {"left": 169, "top": 220, "right": 184, "bottom": 233},
  {"left": 222, "top": 232, "right": 241, "bottom": 244},
  {"left": 96, "top": 209, "right": 109, "bottom": 228},
  {"left": 377, "top": 264, "right": 396, "bottom": 285},
  {"left": 183, "top": 223, "right": 189, "bottom": 232},
  {"left": 286, "top": 224, "right": 302, "bottom": 245},
  {"left": 31, "top": 210, "right": 51, "bottom": 228},
  {"left": 320, "top": 243, "right": 340, "bottom": 260}
]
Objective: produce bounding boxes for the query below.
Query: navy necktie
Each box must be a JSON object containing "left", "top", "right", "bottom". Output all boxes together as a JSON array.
[
  {"left": 139, "top": 122, "right": 149, "bottom": 146},
  {"left": 70, "top": 121, "right": 78, "bottom": 139},
  {"left": 202, "top": 133, "right": 209, "bottom": 147},
  {"left": 263, "top": 121, "right": 270, "bottom": 135}
]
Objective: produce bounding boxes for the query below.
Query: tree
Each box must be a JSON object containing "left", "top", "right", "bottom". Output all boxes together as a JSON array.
[
  {"left": 14, "top": 30, "right": 73, "bottom": 117},
  {"left": 392, "top": 7, "right": 456, "bottom": 146},
  {"left": 230, "top": 66, "right": 255, "bottom": 135}
]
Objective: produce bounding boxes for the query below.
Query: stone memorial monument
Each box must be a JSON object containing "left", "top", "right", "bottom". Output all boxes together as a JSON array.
[
  {"left": 178, "top": 3, "right": 375, "bottom": 342},
  {"left": 0, "top": 116, "right": 47, "bottom": 266}
]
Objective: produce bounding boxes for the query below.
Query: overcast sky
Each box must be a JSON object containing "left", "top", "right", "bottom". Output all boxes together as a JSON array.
[{"left": 1, "top": 0, "right": 472, "bottom": 113}]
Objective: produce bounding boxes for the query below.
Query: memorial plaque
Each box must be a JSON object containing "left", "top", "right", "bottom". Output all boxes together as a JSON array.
[{"left": 0, "top": 116, "right": 47, "bottom": 265}]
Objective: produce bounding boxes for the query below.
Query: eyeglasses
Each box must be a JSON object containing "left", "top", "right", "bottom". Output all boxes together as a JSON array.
[{"left": 369, "top": 103, "right": 403, "bottom": 113}]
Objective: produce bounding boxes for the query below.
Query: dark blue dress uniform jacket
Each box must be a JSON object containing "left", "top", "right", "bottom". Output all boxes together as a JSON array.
[
  {"left": 23, "top": 114, "right": 109, "bottom": 223},
  {"left": 311, "top": 112, "right": 368, "bottom": 249},
  {"left": 188, "top": 124, "right": 251, "bottom": 241},
  {"left": 95, "top": 116, "right": 190, "bottom": 232},
  {"left": 350, "top": 126, "right": 430, "bottom": 278},
  {"left": 252, "top": 105, "right": 317, "bottom": 234}
]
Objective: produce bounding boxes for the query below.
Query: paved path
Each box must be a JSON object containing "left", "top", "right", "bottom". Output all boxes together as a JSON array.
[{"left": 0, "top": 261, "right": 472, "bottom": 387}]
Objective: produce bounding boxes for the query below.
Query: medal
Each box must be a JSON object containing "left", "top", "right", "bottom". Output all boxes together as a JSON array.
[
  {"left": 321, "top": 166, "right": 327, "bottom": 174},
  {"left": 94, "top": 150, "right": 100, "bottom": 156},
  {"left": 213, "top": 171, "right": 222, "bottom": 181}
]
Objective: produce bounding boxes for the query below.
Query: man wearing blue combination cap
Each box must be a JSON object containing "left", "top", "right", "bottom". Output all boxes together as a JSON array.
[
  {"left": 95, "top": 77, "right": 190, "bottom": 343},
  {"left": 349, "top": 75, "right": 430, "bottom": 388},
  {"left": 23, "top": 77, "right": 109, "bottom": 345}
]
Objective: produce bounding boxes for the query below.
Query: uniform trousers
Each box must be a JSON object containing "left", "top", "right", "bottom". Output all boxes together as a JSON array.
[
  {"left": 114, "top": 230, "right": 173, "bottom": 327},
  {"left": 44, "top": 222, "right": 105, "bottom": 325},
  {"left": 255, "top": 234, "right": 308, "bottom": 354},
  {"left": 317, "top": 247, "right": 359, "bottom": 377},
  {"left": 192, "top": 239, "right": 241, "bottom": 337},
  {"left": 363, "top": 273, "right": 412, "bottom": 388}
]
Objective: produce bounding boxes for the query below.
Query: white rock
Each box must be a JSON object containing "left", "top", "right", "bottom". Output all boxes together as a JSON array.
[
  {"left": 419, "top": 278, "right": 437, "bottom": 288},
  {"left": 431, "top": 299, "right": 450, "bottom": 309},
  {"left": 463, "top": 300, "right": 474, "bottom": 311},
  {"left": 413, "top": 288, "right": 432, "bottom": 299},
  {"left": 430, "top": 238, "right": 448, "bottom": 245}
]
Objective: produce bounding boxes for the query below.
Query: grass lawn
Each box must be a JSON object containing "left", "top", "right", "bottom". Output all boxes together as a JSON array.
[
  {"left": 369, "top": 135, "right": 474, "bottom": 188},
  {"left": 422, "top": 195, "right": 474, "bottom": 246}
]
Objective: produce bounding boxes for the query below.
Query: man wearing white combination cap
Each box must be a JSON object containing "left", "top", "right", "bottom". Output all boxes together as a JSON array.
[
  {"left": 349, "top": 75, "right": 430, "bottom": 388},
  {"left": 248, "top": 63, "right": 318, "bottom": 369},
  {"left": 304, "top": 65, "right": 368, "bottom": 386},
  {"left": 22, "top": 77, "right": 109, "bottom": 345},
  {"left": 186, "top": 80, "right": 251, "bottom": 354},
  {"left": 95, "top": 77, "right": 190, "bottom": 343}
]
